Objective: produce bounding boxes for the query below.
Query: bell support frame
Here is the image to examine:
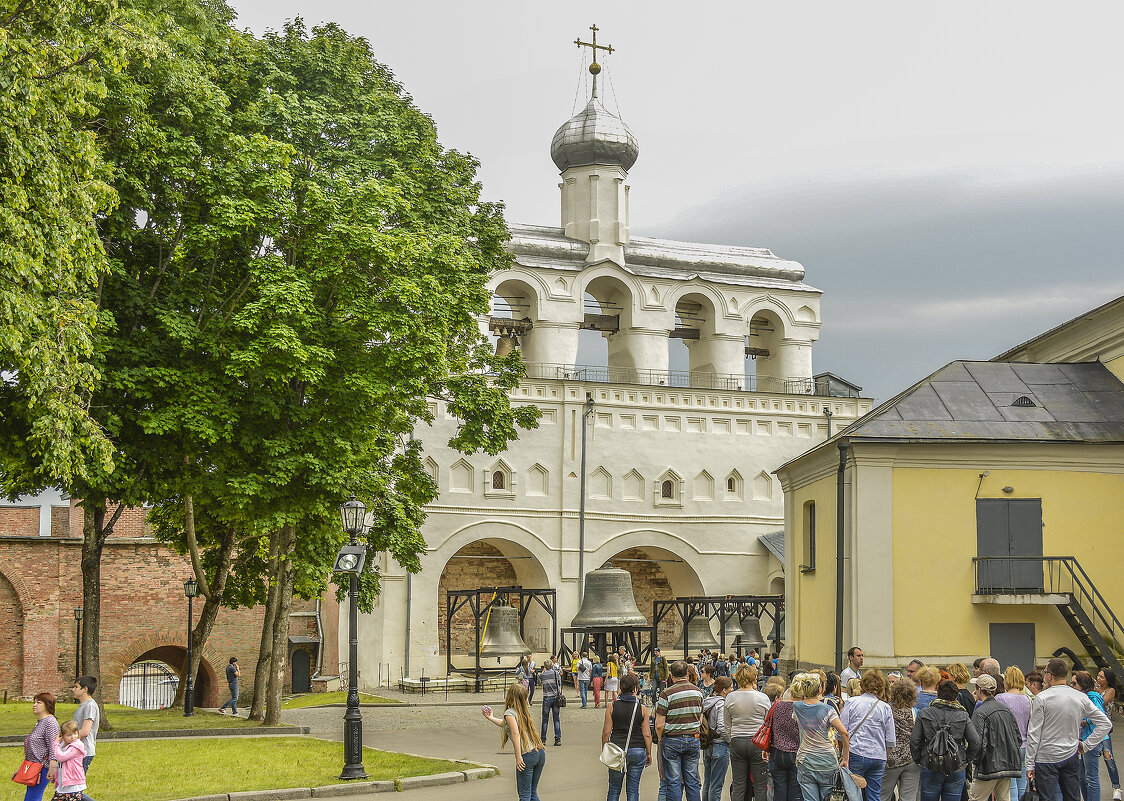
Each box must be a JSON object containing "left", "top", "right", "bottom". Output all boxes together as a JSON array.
[{"left": 654, "top": 594, "right": 784, "bottom": 657}]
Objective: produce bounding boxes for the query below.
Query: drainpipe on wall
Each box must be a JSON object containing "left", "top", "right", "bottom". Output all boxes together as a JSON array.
[
  {"left": 313, "top": 599, "right": 324, "bottom": 678},
  {"left": 578, "top": 393, "right": 594, "bottom": 605},
  {"left": 404, "top": 571, "right": 412, "bottom": 677},
  {"left": 835, "top": 440, "right": 848, "bottom": 674}
]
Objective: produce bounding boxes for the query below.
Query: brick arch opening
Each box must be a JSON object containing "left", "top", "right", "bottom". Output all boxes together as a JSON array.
[
  {"left": 605, "top": 547, "right": 705, "bottom": 650},
  {"left": 438, "top": 538, "right": 551, "bottom": 662},
  {"left": 123, "top": 646, "right": 218, "bottom": 708},
  {"left": 0, "top": 570, "right": 25, "bottom": 696}
]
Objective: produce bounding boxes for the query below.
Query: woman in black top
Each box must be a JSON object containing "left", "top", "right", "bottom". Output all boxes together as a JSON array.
[{"left": 602, "top": 673, "right": 653, "bottom": 801}]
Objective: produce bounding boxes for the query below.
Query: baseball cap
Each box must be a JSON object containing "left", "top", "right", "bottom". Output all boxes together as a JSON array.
[{"left": 971, "top": 674, "right": 997, "bottom": 692}]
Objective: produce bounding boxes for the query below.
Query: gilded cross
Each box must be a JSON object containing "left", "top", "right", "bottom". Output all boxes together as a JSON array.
[{"left": 574, "top": 24, "right": 614, "bottom": 73}]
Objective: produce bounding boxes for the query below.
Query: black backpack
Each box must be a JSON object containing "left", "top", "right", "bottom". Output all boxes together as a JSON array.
[{"left": 921, "top": 719, "right": 961, "bottom": 774}]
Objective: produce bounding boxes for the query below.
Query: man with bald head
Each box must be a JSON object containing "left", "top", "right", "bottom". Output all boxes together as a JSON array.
[{"left": 979, "top": 658, "right": 1005, "bottom": 693}]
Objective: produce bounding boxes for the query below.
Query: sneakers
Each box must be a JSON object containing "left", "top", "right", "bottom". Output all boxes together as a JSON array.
[
  {"left": 554, "top": 739, "right": 561, "bottom": 746},
  {"left": 1112, "top": 790, "right": 1121, "bottom": 800}
]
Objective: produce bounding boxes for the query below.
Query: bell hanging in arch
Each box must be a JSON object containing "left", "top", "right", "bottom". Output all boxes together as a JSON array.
[
  {"left": 738, "top": 612, "right": 768, "bottom": 651},
  {"left": 570, "top": 563, "right": 649, "bottom": 628},
  {"left": 673, "top": 613, "right": 721, "bottom": 652},
  {"left": 479, "top": 599, "right": 532, "bottom": 658},
  {"left": 494, "top": 334, "right": 520, "bottom": 359}
]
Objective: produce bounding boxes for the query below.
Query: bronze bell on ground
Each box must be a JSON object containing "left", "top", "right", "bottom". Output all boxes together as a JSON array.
[
  {"left": 494, "top": 334, "right": 519, "bottom": 359},
  {"left": 570, "top": 563, "right": 649, "bottom": 628},
  {"left": 673, "top": 614, "right": 721, "bottom": 652},
  {"left": 479, "top": 600, "right": 531, "bottom": 658},
  {"left": 738, "top": 612, "right": 768, "bottom": 651}
]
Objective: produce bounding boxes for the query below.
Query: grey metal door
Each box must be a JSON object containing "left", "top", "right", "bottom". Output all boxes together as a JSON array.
[
  {"left": 990, "top": 623, "right": 1036, "bottom": 673},
  {"left": 976, "top": 499, "right": 1043, "bottom": 592},
  {"left": 292, "top": 649, "right": 311, "bottom": 693}
]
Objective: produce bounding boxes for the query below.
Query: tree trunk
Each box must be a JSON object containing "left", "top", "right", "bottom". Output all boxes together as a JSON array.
[
  {"left": 248, "top": 526, "right": 281, "bottom": 721},
  {"left": 80, "top": 500, "right": 112, "bottom": 731},
  {"left": 264, "top": 522, "right": 296, "bottom": 726}
]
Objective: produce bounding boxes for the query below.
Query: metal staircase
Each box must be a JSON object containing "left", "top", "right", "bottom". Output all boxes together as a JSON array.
[{"left": 973, "top": 556, "right": 1124, "bottom": 677}]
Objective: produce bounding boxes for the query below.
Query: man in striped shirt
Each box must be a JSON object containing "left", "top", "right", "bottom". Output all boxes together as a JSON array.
[{"left": 656, "top": 660, "right": 704, "bottom": 801}]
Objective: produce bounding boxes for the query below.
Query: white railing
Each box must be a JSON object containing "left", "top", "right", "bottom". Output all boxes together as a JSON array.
[{"left": 522, "top": 363, "right": 829, "bottom": 396}]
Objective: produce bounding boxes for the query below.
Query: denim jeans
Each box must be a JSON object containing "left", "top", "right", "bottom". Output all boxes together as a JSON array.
[
  {"left": 798, "top": 766, "right": 842, "bottom": 801},
  {"left": 23, "top": 762, "right": 51, "bottom": 801},
  {"left": 220, "top": 680, "right": 239, "bottom": 713},
  {"left": 515, "top": 747, "right": 546, "bottom": 801},
  {"left": 1104, "top": 736, "right": 1121, "bottom": 789},
  {"left": 607, "top": 746, "right": 647, "bottom": 801},
  {"left": 661, "top": 735, "right": 702, "bottom": 801},
  {"left": 1010, "top": 747, "right": 1028, "bottom": 801},
  {"left": 80, "top": 755, "right": 95, "bottom": 801},
  {"left": 849, "top": 754, "right": 886, "bottom": 801},
  {"left": 730, "top": 736, "right": 768, "bottom": 801},
  {"left": 769, "top": 750, "right": 804, "bottom": 801},
  {"left": 703, "top": 741, "right": 731, "bottom": 801},
  {"left": 1035, "top": 750, "right": 1084, "bottom": 801},
  {"left": 540, "top": 696, "right": 561, "bottom": 742},
  {"left": 920, "top": 769, "right": 966, "bottom": 801},
  {"left": 580, "top": 680, "right": 591, "bottom": 708},
  {"left": 1082, "top": 742, "right": 1104, "bottom": 801},
  {"left": 882, "top": 763, "right": 921, "bottom": 801}
]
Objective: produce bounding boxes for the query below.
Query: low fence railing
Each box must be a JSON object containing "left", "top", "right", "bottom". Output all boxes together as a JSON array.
[{"left": 522, "top": 363, "right": 831, "bottom": 396}]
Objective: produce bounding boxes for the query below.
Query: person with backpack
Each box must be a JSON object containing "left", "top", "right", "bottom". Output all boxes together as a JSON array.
[
  {"left": 714, "top": 654, "right": 730, "bottom": 679},
  {"left": 701, "top": 676, "right": 733, "bottom": 801},
  {"left": 909, "top": 680, "right": 981, "bottom": 801},
  {"left": 966, "top": 674, "right": 1022, "bottom": 801}
]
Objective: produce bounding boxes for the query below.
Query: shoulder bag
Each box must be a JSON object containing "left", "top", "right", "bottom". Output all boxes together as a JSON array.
[
  {"left": 752, "top": 699, "right": 776, "bottom": 750},
  {"left": 600, "top": 698, "right": 640, "bottom": 772},
  {"left": 12, "top": 759, "right": 43, "bottom": 786}
]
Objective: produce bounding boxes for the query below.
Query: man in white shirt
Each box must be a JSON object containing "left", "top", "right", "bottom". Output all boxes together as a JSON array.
[
  {"left": 1026, "top": 658, "right": 1111, "bottom": 801},
  {"left": 576, "top": 651, "right": 593, "bottom": 708},
  {"left": 840, "top": 646, "right": 864, "bottom": 686}
]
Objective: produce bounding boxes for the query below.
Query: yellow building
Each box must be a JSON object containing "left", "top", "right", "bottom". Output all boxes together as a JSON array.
[{"left": 777, "top": 295, "right": 1124, "bottom": 674}]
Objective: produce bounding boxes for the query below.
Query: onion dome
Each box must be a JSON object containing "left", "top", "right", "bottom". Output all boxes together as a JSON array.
[{"left": 550, "top": 96, "right": 639, "bottom": 173}]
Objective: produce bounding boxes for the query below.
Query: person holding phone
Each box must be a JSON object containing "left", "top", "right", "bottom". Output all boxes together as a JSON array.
[{"left": 483, "top": 683, "right": 546, "bottom": 801}]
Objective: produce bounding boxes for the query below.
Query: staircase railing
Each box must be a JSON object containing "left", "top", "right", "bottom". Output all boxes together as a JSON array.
[{"left": 973, "top": 556, "right": 1124, "bottom": 657}]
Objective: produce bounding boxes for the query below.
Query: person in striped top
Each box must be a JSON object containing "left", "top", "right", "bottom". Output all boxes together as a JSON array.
[{"left": 656, "top": 660, "right": 705, "bottom": 801}]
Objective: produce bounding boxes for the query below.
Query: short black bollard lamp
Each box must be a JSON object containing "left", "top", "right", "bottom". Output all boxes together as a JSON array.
[
  {"left": 183, "top": 578, "right": 198, "bottom": 716},
  {"left": 73, "top": 607, "right": 83, "bottom": 677},
  {"left": 336, "top": 496, "right": 369, "bottom": 780}
]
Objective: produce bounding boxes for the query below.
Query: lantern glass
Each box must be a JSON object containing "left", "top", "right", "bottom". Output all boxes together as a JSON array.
[
  {"left": 340, "top": 496, "right": 365, "bottom": 536},
  {"left": 184, "top": 578, "right": 199, "bottom": 598},
  {"left": 74, "top": 606, "right": 83, "bottom": 621}
]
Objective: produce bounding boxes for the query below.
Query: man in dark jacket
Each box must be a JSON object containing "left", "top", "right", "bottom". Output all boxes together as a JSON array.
[
  {"left": 910, "top": 680, "right": 982, "bottom": 801},
  {"left": 968, "top": 674, "right": 1022, "bottom": 801}
]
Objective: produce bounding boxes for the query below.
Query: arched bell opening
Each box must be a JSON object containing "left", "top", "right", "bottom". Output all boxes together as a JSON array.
[
  {"left": 437, "top": 538, "right": 552, "bottom": 663},
  {"left": 602, "top": 546, "right": 704, "bottom": 654},
  {"left": 491, "top": 278, "right": 542, "bottom": 364},
  {"left": 746, "top": 308, "right": 787, "bottom": 392}
]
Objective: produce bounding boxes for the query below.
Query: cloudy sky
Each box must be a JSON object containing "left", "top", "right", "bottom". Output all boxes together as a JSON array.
[{"left": 229, "top": 1, "right": 1124, "bottom": 401}]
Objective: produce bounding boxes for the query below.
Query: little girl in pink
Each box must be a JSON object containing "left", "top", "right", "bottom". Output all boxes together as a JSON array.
[{"left": 51, "top": 720, "right": 87, "bottom": 801}]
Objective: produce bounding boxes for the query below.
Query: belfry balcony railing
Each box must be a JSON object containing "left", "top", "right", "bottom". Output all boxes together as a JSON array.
[{"left": 521, "top": 362, "right": 831, "bottom": 396}]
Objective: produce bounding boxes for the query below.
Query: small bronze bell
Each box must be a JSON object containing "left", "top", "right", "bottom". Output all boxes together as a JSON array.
[
  {"left": 494, "top": 334, "right": 519, "bottom": 359},
  {"left": 738, "top": 612, "right": 768, "bottom": 651},
  {"left": 479, "top": 600, "right": 532, "bottom": 658},
  {"left": 673, "top": 613, "right": 721, "bottom": 651}
]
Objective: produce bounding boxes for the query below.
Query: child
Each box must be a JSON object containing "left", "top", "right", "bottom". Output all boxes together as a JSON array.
[{"left": 51, "top": 720, "right": 87, "bottom": 801}]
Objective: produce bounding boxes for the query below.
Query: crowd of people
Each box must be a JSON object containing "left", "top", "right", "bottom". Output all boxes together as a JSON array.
[{"left": 484, "top": 645, "right": 1122, "bottom": 801}]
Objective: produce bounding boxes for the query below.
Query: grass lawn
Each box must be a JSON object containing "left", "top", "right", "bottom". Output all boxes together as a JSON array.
[
  {"left": 83, "top": 737, "right": 470, "bottom": 801},
  {"left": 0, "top": 702, "right": 261, "bottom": 736},
  {"left": 282, "top": 691, "right": 399, "bottom": 708}
]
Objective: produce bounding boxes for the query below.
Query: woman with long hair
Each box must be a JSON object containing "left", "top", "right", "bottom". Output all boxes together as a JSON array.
[
  {"left": 997, "top": 666, "right": 1031, "bottom": 801},
  {"left": 1097, "top": 668, "right": 1122, "bottom": 800},
  {"left": 791, "top": 672, "right": 855, "bottom": 801},
  {"left": 22, "top": 692, "right": 61, "bottom": 801},
  {"left": 1073, "top": 670, "right": 1111, "bottom": 801},
  {"left": 603, "top": 672, "right": 653, "bottom": 801},
  {"left": 700, "top": 663, "right": 717, "bottom": 697},
  {"left": 881, "top": 677, "right": 920, "bottom": 801},
  {"left": 483, "top": 683, "right": 546, "bottom": 801}
]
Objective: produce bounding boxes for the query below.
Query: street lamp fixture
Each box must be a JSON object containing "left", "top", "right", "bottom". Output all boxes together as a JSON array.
[
  {"left": 73, "top": 607, "right": 83, "bottom": 677},
  {"left": 337, "top": 495, "right": 369, "bottom": 781},
  {"left": 183, "top": 578, "right": 199, "bottom": 717}
]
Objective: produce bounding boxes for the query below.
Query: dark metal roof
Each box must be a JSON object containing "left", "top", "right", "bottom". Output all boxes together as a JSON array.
[
  {"left": 841, "top": 361, "right": 1124, "bottom": 442},
  {"left": 759, "top": 532, "right": 785, "bottom": 562}
]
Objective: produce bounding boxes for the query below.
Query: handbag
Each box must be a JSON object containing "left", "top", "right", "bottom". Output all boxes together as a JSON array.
[
  {"left": 1020, "top": 780, "right": 1041, "bottom": 801},
  {"left": 12, "top": 759, "right": 43, "bottom": 786},
  {"left": 557, "top": 693, "right": 567, "bottom": 708},
  {"left": 751, "top": 701, "right": 776, "bottom": 750},
  {"left": 599, "top": 698, "right": 639, "bottom": 772}
]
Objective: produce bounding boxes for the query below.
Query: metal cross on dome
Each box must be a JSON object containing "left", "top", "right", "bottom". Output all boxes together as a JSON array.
[{"left": 574, "top": 24, "right": 614, "bottom": 75}]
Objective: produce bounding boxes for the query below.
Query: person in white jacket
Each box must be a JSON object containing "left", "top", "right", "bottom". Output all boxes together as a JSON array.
[{"left": 1025, "top": 659, "right": 1111, "bottom": 801}]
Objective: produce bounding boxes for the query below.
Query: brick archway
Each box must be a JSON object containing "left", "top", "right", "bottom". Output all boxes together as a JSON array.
[
  {"left": 0, "top": 569, "right": 26, "bottom": 696},
  {"left": 110, "top": 631, "right": 220, "bottom": 707}
]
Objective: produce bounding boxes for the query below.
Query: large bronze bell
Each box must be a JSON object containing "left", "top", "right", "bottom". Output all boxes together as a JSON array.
[
  {"left": 479, "top": 600, "right": 532, "bottom": 658},
  {"left": 673, "top": 613, "right": 721, "bottom": 651},
  {"left": 718, "top": 612, "right": 744, "bottom": 648},
  {"left": 738, "top": 612, "right": 768, "bottom": 651},
  {"left": 494, "top": 334, "right": 519, "bottom": 359},
  {"left": 570, "top": 563, "right": 649, "bottom": 628}
]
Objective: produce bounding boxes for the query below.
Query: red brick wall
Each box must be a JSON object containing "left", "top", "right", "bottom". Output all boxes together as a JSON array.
[
  {"left": 437, "top": 542, "right": 519, "bottom": 655},
  {"left": 0, "top": 571, "right": 25, "bottom": 694},
  {"left": 610, "top": 548, "right": 681, "bottom": 648},
  {"left": 0, "top": 506, "right": 38, "bottom": 535}
]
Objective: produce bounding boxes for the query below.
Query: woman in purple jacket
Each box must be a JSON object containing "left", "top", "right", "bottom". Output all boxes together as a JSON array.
[{"left": 22, "top": 692, "right": 60, "bottom": 801}]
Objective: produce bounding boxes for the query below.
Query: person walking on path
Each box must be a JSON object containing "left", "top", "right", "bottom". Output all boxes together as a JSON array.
[
  {"left": 656, "top": 659, "right": 705, "bottom": 801},
  {"left": 840, "top": 670, "right": 896, "bottom": 801},
  {"left": 21, "top": 692, "right": 60, "bottom": 801},
  {"left": 791, "top": 672, "right": 856, "bottom": 801},
  {"left": 702, "top": 676, "right": 733, "bottom": 801},
  {"left": 219, "top": 657, "right": 241, "bottom": 714},
  {"left": 767, "top": 676, "right": 804, "bottom": 801},
  {"left": 966, "top": 674, "right": 1022, "bottom": 801},
  {"left": 725, "top": 663, "right": 770, "bottom": 801},
  {"left": 655, "top": 648, "right": 669, "bottom": 697},
  {"left": 592, "top": 658, "right": 605, "bottom": 708},
  {"left": 1095, "top": 668, "right": 1122, "bottom": 801},
  {"left": 538, "top": 659, "right": 563, "bottom": 746},
  {"left": 52, "top": 720, "right": 88, "bottom": 801},
  {"left": 881, "top": 677, "right": 920, "bottom": 801},
  {"left": 576, "top": 651, "right": 593, "bottom": 709},
  {"left": 71, "top": 675, "right": 99, "bottom": 801},
  {"left": 483, "top": 683, "right": 546, "bottom": 801},
  {"left": 1025, "top": 658, "right": 1111, "bottom": 801},
  {"left": 603, "top": 672, "right": 653, "bottom": 801},
  {"left": 997, "top": 667, "right": 1032, "bottom": 801},
  {"left": 840, "top": 647, "right": 864, "bottom": 687},
  {"left": 910, "top": 680, "right": 980, "bottom": 801}
]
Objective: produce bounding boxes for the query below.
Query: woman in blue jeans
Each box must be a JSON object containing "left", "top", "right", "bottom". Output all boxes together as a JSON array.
[
  {"left": 1074, "top": 670, "right": 1111, "bottom": 801},
  {"left": 790, "top": 672, "right": 857, "bottom": 801},
  {"left": 702, "top": 677, "right": 734, "bottom": 801},
  {"left": 483, "top": 683, "right": 546, "bottom": 801},
  {"left": 909, "top": 680, "right": 980, "bottom": 801},
  {"left": 22, "top": 693, "right": 61, "bottom": 801},
  {"left": 602, "top": 673, "right": 652, "bottom": 801}
]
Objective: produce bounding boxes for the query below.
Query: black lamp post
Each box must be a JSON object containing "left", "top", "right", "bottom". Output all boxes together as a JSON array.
[
  {"left": 183, "top": 578, "right": 198, "bottom": 716},
  {"left": 336, "top": 496, "right": 369, "bottom": 780},
  {"left": 73, "top": 607, "right": 83, "bottom": 677}
]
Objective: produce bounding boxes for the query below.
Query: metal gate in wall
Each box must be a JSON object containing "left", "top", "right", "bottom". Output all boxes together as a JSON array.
[{"left": 118, "top": 660, "right": 179, "bottom": 710}]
